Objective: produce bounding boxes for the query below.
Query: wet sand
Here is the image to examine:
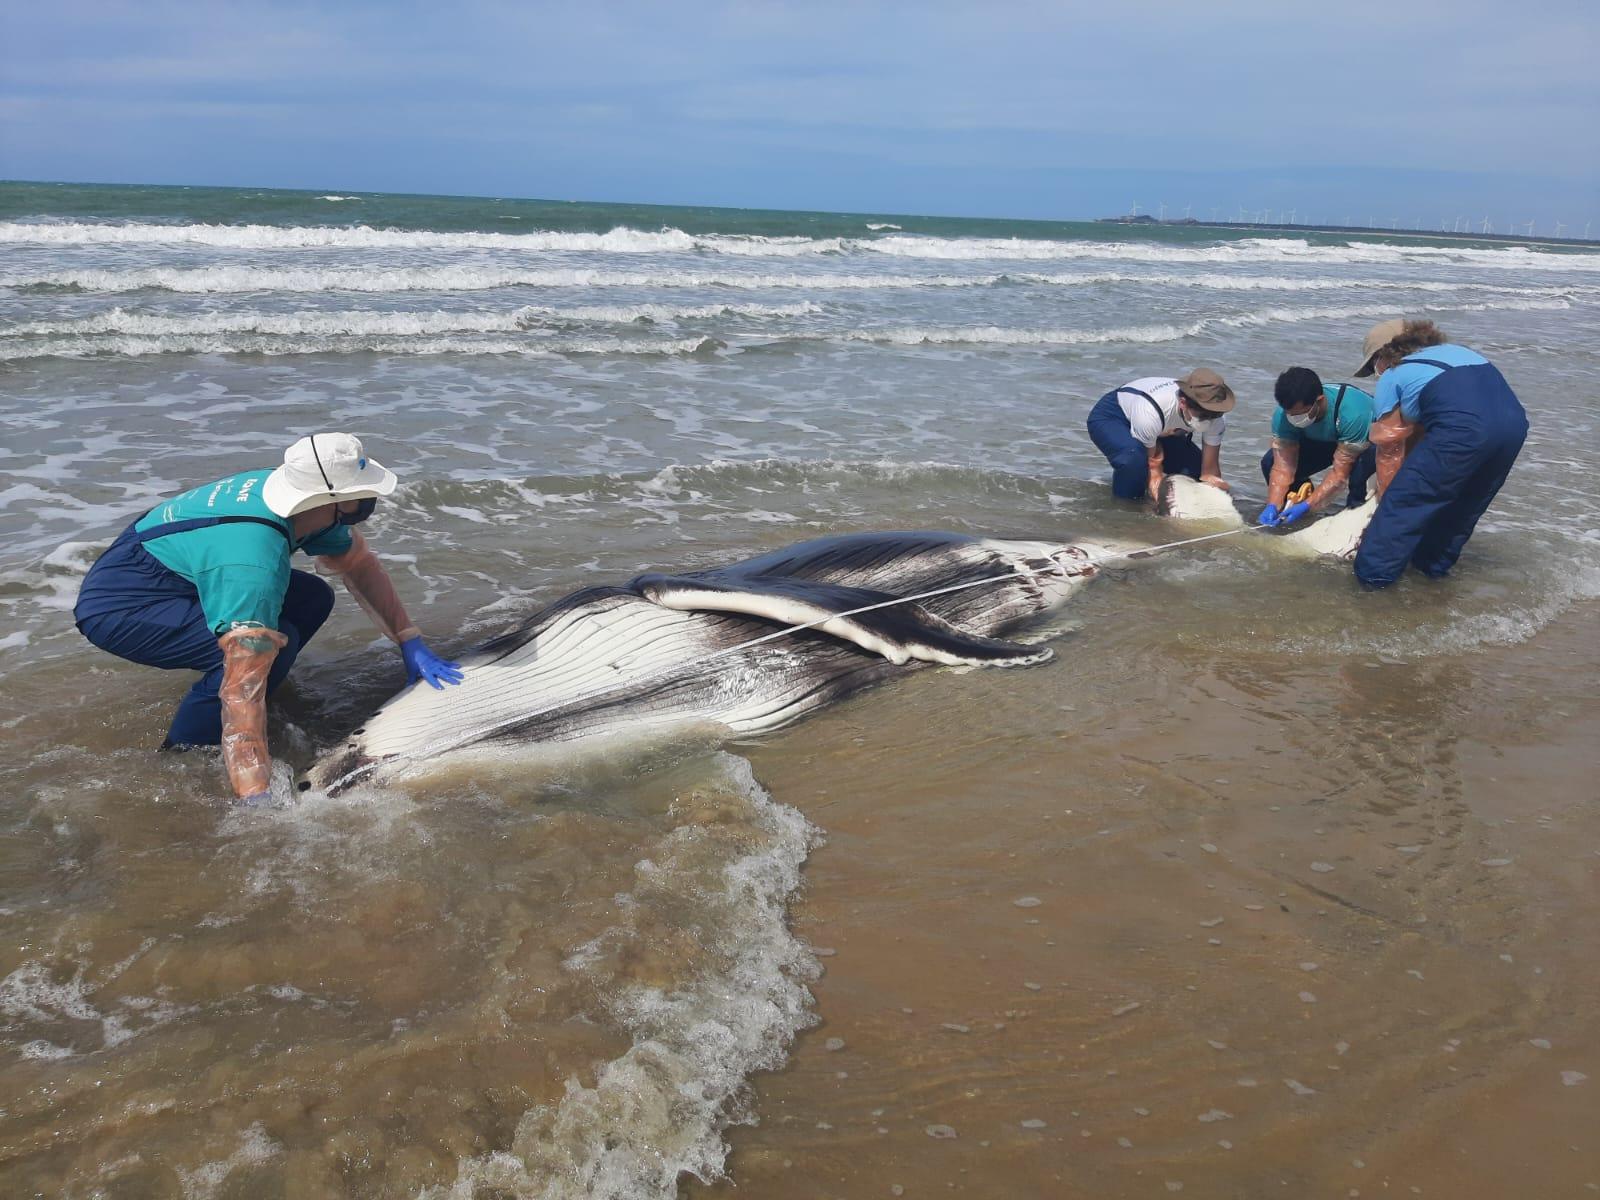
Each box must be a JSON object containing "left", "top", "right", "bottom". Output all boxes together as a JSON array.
[{"left": 707, "top": 602, "right": 1600, "bottom": 1199}]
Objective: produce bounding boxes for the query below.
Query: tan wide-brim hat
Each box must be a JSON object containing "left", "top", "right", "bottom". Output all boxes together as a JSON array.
[
  {"left": 1356, "top": 317, "right": 1408, "bottom": 377},
  {"left": 1177, "top": 368, "right": 1236, "bottom": 414},
  {"left": 262, "top": 432, "right": 398, "bottom": 518}
]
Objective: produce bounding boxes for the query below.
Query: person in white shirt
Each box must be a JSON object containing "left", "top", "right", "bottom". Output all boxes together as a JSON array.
[{"left": 1085, "top": 368, "right": 1236, "bottom": 500}]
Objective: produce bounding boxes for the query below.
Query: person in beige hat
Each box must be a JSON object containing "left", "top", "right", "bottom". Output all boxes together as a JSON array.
[
  {"left": 1348, "top": 318, "right": 1528, "bottom": 588},
  {"left": 1085, "top": 368, "right": 1236, "bottom": 500},
  {"left": 75, "top": 432, "right": 461, "bottom": 804}
]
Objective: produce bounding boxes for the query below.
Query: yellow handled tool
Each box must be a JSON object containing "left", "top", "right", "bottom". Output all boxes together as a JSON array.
[{"left": 1285, "top": 481, "right": 1313, "bottom": 505}]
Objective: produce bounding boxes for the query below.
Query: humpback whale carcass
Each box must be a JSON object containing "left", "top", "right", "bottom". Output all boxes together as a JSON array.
[{"left": 304, "top": 531, "right": 1124, "bottom": 794}]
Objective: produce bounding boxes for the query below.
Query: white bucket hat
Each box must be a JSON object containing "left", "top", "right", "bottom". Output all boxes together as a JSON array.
[{"left": 262, "top": 432, "right": 398, "bottom": 518}]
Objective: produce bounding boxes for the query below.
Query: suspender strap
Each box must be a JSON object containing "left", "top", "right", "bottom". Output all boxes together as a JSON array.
[
  {"left": 1405, "top": 357, "right": 1455, "bottom": 371},
  {"left": 133, "top": 515, "right": 292, "bottom": 546},
  {"left": 1116, "top": 386, "right": 1166, "bottom": 426},
  {"left": 1331, "top": 384, "right": 1346, "bottom": 431}
]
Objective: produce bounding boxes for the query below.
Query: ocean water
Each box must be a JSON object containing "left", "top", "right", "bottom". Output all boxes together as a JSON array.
[{"left": 1, "top": 182, "right": 1598, "bottom": 1197}]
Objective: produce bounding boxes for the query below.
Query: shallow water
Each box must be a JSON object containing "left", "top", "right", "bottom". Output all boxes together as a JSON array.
[{"left": 1, "top": 184, "right": 1596, "bottom": 1197}]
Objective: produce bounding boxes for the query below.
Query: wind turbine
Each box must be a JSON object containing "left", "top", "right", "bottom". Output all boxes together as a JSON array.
[
  {"left": 1158, "top": 202, "right": 1167, "bottom": 221},
  {"left": 1481, "top": 217, "right": 1492, "bottom": 235},
  {"left": 1130, "top": 201, "right": 1141, "bottom": 217},
  {"left": 1210, "top": 207, "right": 1220, "bottom": 222},
  {"left": 1586, "top": 221, "right": 1593, "bottom": 239},
  {"left": 1555, "top": 221, "right": 1567, "bottom": 238},
  {"left": 1524, "top": 218, "right": 1535, "bottom": 236},
  {"left": 1183, "top": 204, "right": 1193, "bottom": 220}
]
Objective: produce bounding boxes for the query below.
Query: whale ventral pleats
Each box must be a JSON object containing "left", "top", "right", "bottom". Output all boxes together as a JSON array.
[{"left": 304, "top": 530, "right": 1109, "bottom": 792}]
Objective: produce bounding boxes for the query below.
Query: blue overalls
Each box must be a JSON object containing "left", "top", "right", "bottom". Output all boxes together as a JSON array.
[
  {"left": 74, "top": 515, "right": 335, "bottom": 747},
  {"left": 1353, "top": 358, "right": 1528, "bottom": 588},
  {"left": 1257, "top": 385, "right": 1378, "bottom": 506},
  {"left": 1086, "top": 387, "right": 1202, "bottom": 500}
]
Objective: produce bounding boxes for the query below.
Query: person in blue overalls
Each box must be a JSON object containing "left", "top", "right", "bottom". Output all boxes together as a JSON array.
[
  {"left": 1256, "top": 367, "right": 1378, "bottom": 526},
  {"left": 75, "top": 432, "right": 463, "bottom": 803},
  {"left": 1085, "top": 368, "right": 1236, "bottom": 500},
  {"left": 1350, "top": 318, "right": 1528, "bottom": 589}
]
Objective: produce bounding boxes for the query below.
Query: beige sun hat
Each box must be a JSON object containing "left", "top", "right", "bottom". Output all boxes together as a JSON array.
[
  {"left": 262, "top": 433, "right": 398, "bottom": 518},
  {"left": 1356, "top": 317, "right": 1408, "bottom": 378},
  {"left": 1177, "top": 367, "right": 1236, "bottom": 414}
]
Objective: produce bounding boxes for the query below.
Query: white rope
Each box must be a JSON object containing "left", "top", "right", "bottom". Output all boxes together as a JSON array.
[
  {"left": 622, "top": 522, "right": 1262, "bottom": 671},
  {"left": 324, "top": 522, "right": 1263, "bottom": 792}
]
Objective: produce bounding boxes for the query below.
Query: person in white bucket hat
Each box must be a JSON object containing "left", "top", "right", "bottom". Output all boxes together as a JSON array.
[{"left": 75, "top": 432, "right": 462, "bottom": 805}]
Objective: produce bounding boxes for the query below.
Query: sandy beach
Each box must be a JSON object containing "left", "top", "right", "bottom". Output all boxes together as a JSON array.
[{"left": 706, "top": 603, "right": 1600, "bottom": 1199}]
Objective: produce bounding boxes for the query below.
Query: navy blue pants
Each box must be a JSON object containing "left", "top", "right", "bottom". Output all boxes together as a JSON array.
[
  {"left": 1259, "top": 441, "right": 1378, "bottom": 507},
  {"left": 75, "top": 523, "right": 335, "bottom": 747},
  {"left": 1086, "top": 390, "right": 1201, "bottom": 500},
  {"left": 1354, "top": 364, "right": 1528, "bottom": 588}
]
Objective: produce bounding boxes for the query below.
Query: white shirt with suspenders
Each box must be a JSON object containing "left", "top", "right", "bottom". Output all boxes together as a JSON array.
[{"left": 1115, "top": 377, "right": 1228, "bottom": 448}]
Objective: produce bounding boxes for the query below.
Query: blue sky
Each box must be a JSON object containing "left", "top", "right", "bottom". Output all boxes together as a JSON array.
[{"left": 2, "top": 1, "right": 1596, "bottom": 228}]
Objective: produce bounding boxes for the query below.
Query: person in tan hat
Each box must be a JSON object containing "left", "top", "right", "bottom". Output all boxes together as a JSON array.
[
  {"left": 1085, "top": 368, "right": 1236, "bottom": 500},
  {"left": 75, "top": 433, "right": 462, "bottom": 804},
  {"left": 1349, "top": 318, "right": 1528, "bottom": 588}
]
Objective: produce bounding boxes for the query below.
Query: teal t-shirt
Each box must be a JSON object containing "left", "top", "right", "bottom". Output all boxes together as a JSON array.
[
  {"left": 1270, "top": 383, "right": 1374, "bottom": 448},
  {"left": 135, "top": 469, "right": 353, "bottom": 633}
]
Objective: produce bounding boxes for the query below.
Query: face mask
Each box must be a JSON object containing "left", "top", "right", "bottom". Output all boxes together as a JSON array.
[
  {"left": 1179, "top": 396, "right": 1220, "bottom": 433},
  {"left": 1284, "top": 410, "right": 1315, "bottom": 429},
  {"left": 337, "top": 497, "right": 378, "bottom": 526}
]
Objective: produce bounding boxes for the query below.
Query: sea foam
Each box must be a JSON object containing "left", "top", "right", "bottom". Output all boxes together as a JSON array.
[
  {"left": 3, "top": 220, "right": 1598, "bottom": 273},
  {"left": 427, "top": 753, "right": 819, "bottom": 1200}
]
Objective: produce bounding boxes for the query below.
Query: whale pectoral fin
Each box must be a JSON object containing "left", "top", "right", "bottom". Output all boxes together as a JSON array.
[{"left": 630, "top": 572, "right": 1052, "bottom": 667}]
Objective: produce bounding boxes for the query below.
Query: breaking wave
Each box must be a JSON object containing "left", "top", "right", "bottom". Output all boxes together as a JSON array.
[
  {"left": 813, "top": 297, "right": 1574, "bottom": 348},
  {"left": 7, "top": 263, "right": 1589, "bottom": 299},
  {"left": 0, "top": 331, "right": 723, "bottom": 361},
  {"left": 0, "top": 221, "right": 836, "bottom": 257},
  {"left": 2, "top": 297, "right": 1571, "bottom": 360},
  {"left": 3, "top": 221, "right": 1598, "bottom": 271},
  {"left": 3, "top": 301, "right": 819, "bottom": 338},
  {"left": 428, "top": 754, "right": 820, "bottom": 1200}
]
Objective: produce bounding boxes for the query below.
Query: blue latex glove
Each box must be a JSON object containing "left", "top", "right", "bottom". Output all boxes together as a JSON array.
[
  {"left": 401, "top": 636, "right": 464, "bottom": 690},
  {"left": 1279, "top": 500, "right": 1311, "bottom": 526},
  {"left": 1258, "top": 503, "right": 1281, "bottom": 527}
]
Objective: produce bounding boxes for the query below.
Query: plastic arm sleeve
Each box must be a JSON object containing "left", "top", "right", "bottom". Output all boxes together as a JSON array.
[
  {"left": 315, "top": 531, "right": 420, "bottom": 644},
  {"left": 1266, "top": 439, "right": 1299, "bottom": 507},
  {"left": 1308, "top": 444, "right": 1362, "bottom": 511},
  {"left": 218, "top": 624, "right": 288, "bottom": 799},
  {"left": 1369, "top": 410, "right": 1417, "bottom": 499}
]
